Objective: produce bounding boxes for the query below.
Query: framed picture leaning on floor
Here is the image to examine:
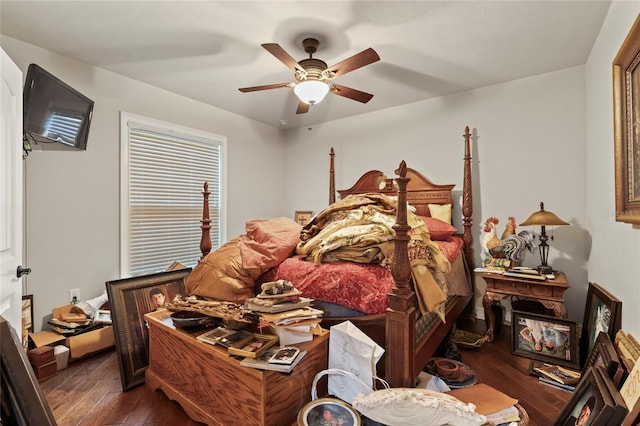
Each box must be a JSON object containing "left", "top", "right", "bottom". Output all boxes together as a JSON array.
[
  {"left": 579, "top": 282, "right": 622, "bottom": 368},
  {"left": 511, "top": 310, "right": 580, "bottom": 370},
  {"left": 106, "top": 268, "right": 190, "bottom": 391}
]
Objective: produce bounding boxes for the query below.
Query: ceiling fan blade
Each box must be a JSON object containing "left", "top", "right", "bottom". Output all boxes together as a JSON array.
[
  {"left": 296, "top": 101, "right": 310, "bottom": 114},
  {"left": 330, "top": 84, "right": 374, "bottom": 103},
  {"left": 327, "top": 48, "right": 380, "bottom": 78},
  {"left": 261, "top": 43, "right": 304, "bottom": 73},
  {"left": 238, "top": 83, "right": 292, "bottom": 93}
]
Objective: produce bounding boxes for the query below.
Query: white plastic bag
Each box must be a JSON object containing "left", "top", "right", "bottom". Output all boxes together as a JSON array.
[{"left": 328, "top": 321, "right": 384, "bottom": 404}]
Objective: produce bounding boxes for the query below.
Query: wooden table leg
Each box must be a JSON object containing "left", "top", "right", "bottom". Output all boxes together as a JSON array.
[{"left": 483, "top": 292, "right": 501, "bottom": 342}]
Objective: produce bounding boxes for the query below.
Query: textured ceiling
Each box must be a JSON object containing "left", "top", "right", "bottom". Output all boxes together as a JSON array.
[{"left": 0, "top": 1, "right": 611, "bottom": 129}]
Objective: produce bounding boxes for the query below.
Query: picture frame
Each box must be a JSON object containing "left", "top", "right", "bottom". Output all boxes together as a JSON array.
[
  {"left": 580, "top": 282, "right": 622, "bottom": 368},
  {"left": 583, "top": 331, "right": 625, "bottom": 388},
  {"left": 511, "top": 310, "right": 580, "bottom": 370},
  {"left": 227, "top": 333, "right": 278, "bottom": 358},
  {"left": 0, "top": 316, "right": 56, "bottom": 426},
  {"left": 297, "top": 397, "right": 362, "bottom": 426},
  {"left": 535, "top": 364, "right": 581, "bottom": 386},
  {"left": 553, "top": 366, "right": 621, "bottom": 426},
  {"left": 295, "top": 210, "right": 313, "bottom": 226},
  {"left": 620, "top": 359, "right": 640, "bottom": 426},
  {"left": 95, "top": 309, "right": 112, "bottom": 325},
  {"left": 21, "top": 294, "right": 34, "bottom": 349},
  {"left": 613, "top": 14, "right": 640, "bottom": 225},
  {"left": 106, "top": 268, "right": 190, "bottom": 391}
]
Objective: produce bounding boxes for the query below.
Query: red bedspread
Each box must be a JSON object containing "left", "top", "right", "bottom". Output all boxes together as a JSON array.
[{"left": 259, "top": 236, "right": 464, "bottom": 315}]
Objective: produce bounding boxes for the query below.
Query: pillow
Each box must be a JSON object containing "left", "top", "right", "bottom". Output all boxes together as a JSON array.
[
  {"left": 419, "top": 216, "right": 457, "bottom": 241},
  {"left": 428, "top": 204, "right": 452, "bottom": 224},
  {"left": 186, "top": 237, "right": 268, "bottom": 303},
  {"left": 352, "top": 388, "right": 487, "bottom": 426},
  {"left": 239, "top": 217, "right": 302, "bottom": 269}
]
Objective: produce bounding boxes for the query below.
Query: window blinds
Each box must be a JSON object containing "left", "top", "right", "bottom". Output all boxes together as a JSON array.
[{"left": 124, "top": 119, "right": 222, "bottom": 276}]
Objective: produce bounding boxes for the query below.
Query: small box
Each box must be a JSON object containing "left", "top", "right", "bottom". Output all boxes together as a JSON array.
[
  {"left": 54, "top": 345, "right": 70, "bottom": 370},
  {"left": 33, "top": 359, "right": 57, "bottom": 382},
  {"left": 52, "top": 304, "right": 90, "bottom": 324},
  {"left": 29, "top": 330, "right": 65, "bottom": 349},
  {"left": 28, "top": 346, "right": 55, "bottom": 366},
  {"left": 65, "top": 325, "right": 115, "bottom": 360}
]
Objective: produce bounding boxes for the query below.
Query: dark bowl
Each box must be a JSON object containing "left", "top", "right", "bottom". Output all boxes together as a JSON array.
[{"left": 170, "top": 310, "right": 213, "bottom": 329}]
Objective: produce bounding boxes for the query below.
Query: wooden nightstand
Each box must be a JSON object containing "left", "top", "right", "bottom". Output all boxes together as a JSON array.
[{"left": 481, "top": 271, "right": 569, "bottom": 342}]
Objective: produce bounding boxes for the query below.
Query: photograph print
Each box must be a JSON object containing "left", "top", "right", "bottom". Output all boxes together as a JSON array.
[{"left": 512, "top": 310, "right": 580, "bottom": 369}]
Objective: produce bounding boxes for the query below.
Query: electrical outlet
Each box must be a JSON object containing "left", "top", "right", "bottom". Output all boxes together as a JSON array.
[{"left": 69, "top": 288, "right": 80, "bottom": 302}]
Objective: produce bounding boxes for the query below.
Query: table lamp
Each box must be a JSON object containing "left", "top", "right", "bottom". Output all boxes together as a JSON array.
[{"left": 519, "top": 202, "right": 569, "bottom": 274}]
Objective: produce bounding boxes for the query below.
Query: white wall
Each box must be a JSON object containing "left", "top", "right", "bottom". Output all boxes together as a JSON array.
[
  {"left": 586, "top": 3, "right": 640, "bottom": 338},
  {"left": 283, "top": 66, "right": 589, "bottom": 323},
  {"left": 4, "top": 3, "right": 639, "bottom": 340},
  {"left": 1, "top": 36, "right": 286, "bottom": 331}
]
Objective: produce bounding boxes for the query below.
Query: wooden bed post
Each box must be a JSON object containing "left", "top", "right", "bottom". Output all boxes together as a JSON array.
[
  {"left": 329, "top": 147, "right": 336, "bottom": 205},
  {"left": 200, "top": 181, "right": 211, "bottom": 259},
  {"left": 461, "top": 127, "right": 475, "bottom": 281},
  {"left": 385, "top": 161, "right": 417, "bottom": 388}
]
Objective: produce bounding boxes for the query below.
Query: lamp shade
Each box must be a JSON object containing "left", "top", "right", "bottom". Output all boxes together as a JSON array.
[
  {"left": 519, "top": 202, "right": 569, "bottom": 227},
  {"left": 293, "top": 80, "right": 329, "bottom": 105}
]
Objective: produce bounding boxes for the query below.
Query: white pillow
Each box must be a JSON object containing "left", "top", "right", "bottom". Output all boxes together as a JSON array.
[
  {"left": 428, "top": 204, "right": 452, "bottom": 224},
  {"left": 352, "top": 388, "right": 486, "bottom": 426}
]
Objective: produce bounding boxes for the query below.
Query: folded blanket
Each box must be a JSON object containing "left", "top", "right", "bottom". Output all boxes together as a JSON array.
[{"left": 297, "top": 193, "right": 451, "bottom": 319}]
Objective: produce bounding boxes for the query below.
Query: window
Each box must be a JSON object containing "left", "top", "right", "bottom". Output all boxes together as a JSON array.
[{"left": 120, "top": 112, "right": 226, "bottom": 276}]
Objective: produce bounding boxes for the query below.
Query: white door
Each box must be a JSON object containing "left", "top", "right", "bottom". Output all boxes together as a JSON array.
[{"left": 0, "top": 48, "right": 25, "bottom": 337}]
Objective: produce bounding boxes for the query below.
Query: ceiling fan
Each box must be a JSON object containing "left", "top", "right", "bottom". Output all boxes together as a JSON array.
[{"left": 239, "top": 38, "right": 380, "bottom": 114}]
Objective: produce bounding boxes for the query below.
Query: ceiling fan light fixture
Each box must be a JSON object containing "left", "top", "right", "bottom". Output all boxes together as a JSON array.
[{"left": 294, "top": 80, "right": 329, "bottom": 105}]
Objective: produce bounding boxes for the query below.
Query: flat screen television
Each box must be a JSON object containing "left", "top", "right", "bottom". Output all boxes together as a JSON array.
[{"left": 23, "top": 63, "right": 94, "bottom": 150}]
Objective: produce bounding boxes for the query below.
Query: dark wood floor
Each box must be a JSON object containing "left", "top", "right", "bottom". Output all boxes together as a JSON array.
[
  {"left": 457, "top": 318, "right": 571, "bottom": 425},
  {"left": 40, "top": 319, "right": 569, "bottom": 425}
]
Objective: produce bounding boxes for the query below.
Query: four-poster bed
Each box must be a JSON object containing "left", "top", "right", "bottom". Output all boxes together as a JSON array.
[{"left": 195, "top": 126, "right": 475, "bottom": 389}]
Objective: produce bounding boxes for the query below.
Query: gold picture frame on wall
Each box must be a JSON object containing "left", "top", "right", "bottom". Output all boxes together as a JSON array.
[
  {"left": 613, "top": 14, "right": 640, "bottom": 225},
  {"left": 295, "top": 210, "right": 313, "bottom": 226}
]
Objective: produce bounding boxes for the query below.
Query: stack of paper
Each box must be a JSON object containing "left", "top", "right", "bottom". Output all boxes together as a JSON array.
[
  {"left": 259, "top": 307, "right": 324, "bottom": 345},
  {"left": 243, "top": 296, "right": 314, "bottom": 313},
  {"left": 240, "top": 348, "right": 307, "bottom": 373},
  {"left": 447, "top": 383, "right": 520, "bottom": 424}
]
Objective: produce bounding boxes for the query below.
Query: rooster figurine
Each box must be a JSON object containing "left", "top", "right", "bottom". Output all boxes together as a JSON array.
[{"left": 482, "top": 217, "right": 536, "bottom": 268}]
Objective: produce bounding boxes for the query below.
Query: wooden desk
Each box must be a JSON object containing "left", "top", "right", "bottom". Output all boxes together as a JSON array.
[
  {"left": 482, "top": 272, "right": 569, "bottom": 342},
  {"left": 145, "top": 310, "right": 329, "bottom": 426}
]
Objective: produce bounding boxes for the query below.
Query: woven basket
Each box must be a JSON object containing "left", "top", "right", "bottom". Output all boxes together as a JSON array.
[{"left": 454, "top": 329, "right": 489, "bottom": 349}]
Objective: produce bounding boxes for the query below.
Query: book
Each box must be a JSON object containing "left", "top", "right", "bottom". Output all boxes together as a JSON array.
[
  {"left": 534, "top": 364, "right": 581, "bottom": 385},
  {"left": 503, "top": 271, "right": 547, "bottom": 281},
  {"left": 538, "top": 377, "right": 575, "bottom": 392},
  {"left": 240, "top": 348, "right": 307, "bottom": 373},
  {"left": 483, "top": 405, "right": 521, "bottom": 425},
  {"left": 511, "top": 267, "right": 542, "bottom": 275},
  {"left": 244, "top": 297, "right": 313, "bottom": 313},
  {"left": 268, "top": 346, "right": 300, "bottom": 365},
  {"left": 260, "top": 307, "right": 323, "bottom": 325},
  {"left": 447, "top": 383, "right": 518, "bottom": 416}
]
